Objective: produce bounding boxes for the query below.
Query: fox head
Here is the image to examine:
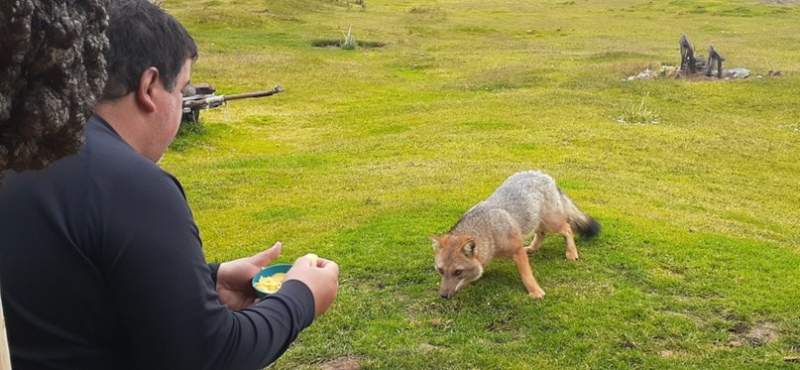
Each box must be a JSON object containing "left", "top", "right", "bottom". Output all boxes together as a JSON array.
[{"left": 430, "top": 234, "right": 484, "bottom": 299}]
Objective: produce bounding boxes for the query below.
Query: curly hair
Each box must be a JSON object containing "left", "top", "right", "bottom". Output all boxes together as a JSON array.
[{"left": 0, "top": 0, "right": 109, "bottom": 186}]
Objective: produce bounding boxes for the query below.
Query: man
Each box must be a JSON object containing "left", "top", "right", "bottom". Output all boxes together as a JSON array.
[{"left": 0, "top": 1, "right": 339, "bottom": 369}]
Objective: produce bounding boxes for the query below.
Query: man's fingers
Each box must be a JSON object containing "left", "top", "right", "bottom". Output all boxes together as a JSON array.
[
  {"left": 320, "top": 259, "right": 339, "bottom": 274},
  {"left": 251, "top": 242, "right": 282, "bottom": 266},
  {"left": 304, "top": 253, "right": 319, "bottom": 267}
]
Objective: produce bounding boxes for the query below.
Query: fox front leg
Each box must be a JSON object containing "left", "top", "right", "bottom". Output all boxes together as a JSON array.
[{"left": 512, "top": 249, "right": 545, "bottom": 299}]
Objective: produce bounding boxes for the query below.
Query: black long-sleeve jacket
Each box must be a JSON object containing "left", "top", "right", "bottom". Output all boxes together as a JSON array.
[{"left": 0, "top": 115, "right": 314, "bottom": 370}]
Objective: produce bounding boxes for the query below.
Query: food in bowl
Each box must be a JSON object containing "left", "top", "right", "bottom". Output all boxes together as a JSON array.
[
  {"left": 254, "top": 273, "right": 286, "bottom": 294},
  {"left": 251, "top": 263, "right": 292, "bottom": 297}
]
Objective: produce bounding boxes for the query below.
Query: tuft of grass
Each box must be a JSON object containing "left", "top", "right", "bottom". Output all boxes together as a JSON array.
[
  {"left": 617, "top": 94, "right": 660, "bottom": 125},
  {"left": 340, "top": 24, "right": 356, "bottom": 50}
]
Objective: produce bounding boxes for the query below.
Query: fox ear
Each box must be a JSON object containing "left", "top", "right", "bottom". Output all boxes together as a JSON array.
[
  {"left": 463, "top": 240, "right": 476, "bottom": 257},
  {"left": 430, "top": 234, "right": 441, "bottom": 250}
]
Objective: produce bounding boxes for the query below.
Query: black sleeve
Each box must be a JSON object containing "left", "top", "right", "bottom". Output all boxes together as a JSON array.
[
  {"left": 208, "top": 263, "right": 220, "bottom": 286},
  {"left": 91, "top": 162, "right": 315, "bottom": 370}
]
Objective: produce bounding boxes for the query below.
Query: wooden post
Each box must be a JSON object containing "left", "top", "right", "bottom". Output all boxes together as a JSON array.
[
  {"left": 679, "top": 33, "right": 696, "bottom": 74},
  {"left": 0, "top": 293, "right": 11, "bottom": 370},
  {"left": 707, "top": 45, "right": 725, "bottom": 78}
]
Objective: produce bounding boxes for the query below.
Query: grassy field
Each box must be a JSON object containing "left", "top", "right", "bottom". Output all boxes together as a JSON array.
[{"left": 162, "top": 0, "right": 799, "bottom": 368}]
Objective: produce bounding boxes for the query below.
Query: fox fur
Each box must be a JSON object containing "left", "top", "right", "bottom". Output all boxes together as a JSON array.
[{"left": 431, "top": 170, "right": 600, "bottom": 299}]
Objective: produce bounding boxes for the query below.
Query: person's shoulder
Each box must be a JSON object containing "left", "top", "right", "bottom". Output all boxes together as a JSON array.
[{"left": 84, "top": 116, "right": 184, "bottom": 199}]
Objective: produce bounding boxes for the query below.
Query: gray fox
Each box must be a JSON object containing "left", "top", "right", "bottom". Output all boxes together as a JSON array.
[{"left": 430, "top": 170, "right": 600, "bottom": 299}]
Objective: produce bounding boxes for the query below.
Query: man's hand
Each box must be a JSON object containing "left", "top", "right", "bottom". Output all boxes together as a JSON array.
[
  {"left": 285, "top": 254, "right": 339, "bottom": 317},
  {"left": 216, "top": 242, "right": 282, "bottom": 309}
]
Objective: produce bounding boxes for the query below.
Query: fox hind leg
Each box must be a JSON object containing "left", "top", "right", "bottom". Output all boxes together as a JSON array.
[
  {"left": 559, "top": 223, "right": 579, "bottom": 261},
  {"left": 524, "top": 232, "right": 546, "bottom": 254}
]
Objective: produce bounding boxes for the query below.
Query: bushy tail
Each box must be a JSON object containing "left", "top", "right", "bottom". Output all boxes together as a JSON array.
[{"left": 560, "top": 191, "right": 601, "bottom": 240}]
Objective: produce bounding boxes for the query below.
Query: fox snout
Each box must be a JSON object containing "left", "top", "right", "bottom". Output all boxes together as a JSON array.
[
  {"left": 436, "top": 262, "right": 476, "bottom": 299},
  {"left": 438, "top": 270, "right": 481, "bottom": 299},
  {"left": 439, "top": 279, "right": 460, "bottom": 300},
  {"left": 437, "top": 264, "right": 483, "bottom": 299}
]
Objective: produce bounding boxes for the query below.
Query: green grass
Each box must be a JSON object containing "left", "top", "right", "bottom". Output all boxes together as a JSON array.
[{"left": 162, "top": 0, "right": 800, "bottom": 368}]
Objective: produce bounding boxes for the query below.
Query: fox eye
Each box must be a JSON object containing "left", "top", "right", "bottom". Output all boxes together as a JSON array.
[
  {"left": 437, "top": 268, "right": 444, "bottom": 275},
  {"left": 453, "top": 270, "right": 463, "bottom": 277}
]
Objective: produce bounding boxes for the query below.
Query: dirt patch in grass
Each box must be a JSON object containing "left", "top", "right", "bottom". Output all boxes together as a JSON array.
[
  {"left": 320, "top": 356, "right": 360, "bottom": 370},
  {"left": 484, "top": 313, "right": 516, "bottom": 332},
  {"left": 728, "top": 321, "right": 779, "bottom": 347}
]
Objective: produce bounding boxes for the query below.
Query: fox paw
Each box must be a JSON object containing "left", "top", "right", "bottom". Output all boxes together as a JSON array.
[
  {"left": 528, "top": 290, "right": 546, "bottom": 299},
  {"left": 566, "top": 253, "right": 579, "bottom": 261}
]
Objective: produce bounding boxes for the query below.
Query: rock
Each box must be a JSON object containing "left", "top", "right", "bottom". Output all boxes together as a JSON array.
[{"left": 724, "top": 68, "right": 750, "bottom": 79}]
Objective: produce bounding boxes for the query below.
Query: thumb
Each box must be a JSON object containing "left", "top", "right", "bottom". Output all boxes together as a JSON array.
[{"left": 249, "top": 242, "right": 283, "bottom": 267}]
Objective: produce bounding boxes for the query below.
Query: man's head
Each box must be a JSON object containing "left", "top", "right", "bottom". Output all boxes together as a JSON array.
[
  {"left": 96, "top": 0, "right": 197, "bottom": 162},
  {"left": 101, "top": 0, "right": 198, "bottom": 102}
]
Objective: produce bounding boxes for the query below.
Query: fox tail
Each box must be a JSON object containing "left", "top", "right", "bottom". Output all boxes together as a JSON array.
[{"left": 560, "top": 190, "right": 601, "bottom": 240}]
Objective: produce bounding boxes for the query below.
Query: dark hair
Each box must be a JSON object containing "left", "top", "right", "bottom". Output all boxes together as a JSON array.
[
  {"left": 0, "top": 0, "right": 109, "bottom": 185},
  {"left": 101, "top": 0, "right": 198, "bottom": 100}
]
